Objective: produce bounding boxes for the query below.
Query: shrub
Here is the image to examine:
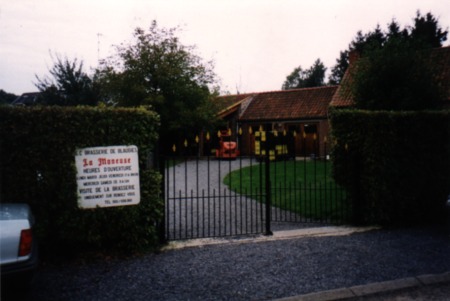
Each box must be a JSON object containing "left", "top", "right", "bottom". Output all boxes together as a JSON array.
[
  {"left": 330, "top": 109, "right": 449, "bottom": 226},
  {"left": 0, "top": 106, "right": 163, "bottom": 255}
]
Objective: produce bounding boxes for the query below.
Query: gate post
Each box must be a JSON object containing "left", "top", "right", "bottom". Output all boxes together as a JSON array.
[
  {"left": 156, "top": 146, "right": 167, "bottom": 244},
  {"left": 264, "top": 131, "right": 273, "bottom": 236}
]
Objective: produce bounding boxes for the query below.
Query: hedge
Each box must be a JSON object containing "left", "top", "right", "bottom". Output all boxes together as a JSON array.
[
  {"left": 330, "top": 109, "right": 450, "bottom": 226},
  {"left": 0, "top": 106, "right": 162, "bottom": 255}
]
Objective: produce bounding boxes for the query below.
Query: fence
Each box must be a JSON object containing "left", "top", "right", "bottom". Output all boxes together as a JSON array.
[{"left": 163, "top": 129, "right": 350, "bottom": 240}]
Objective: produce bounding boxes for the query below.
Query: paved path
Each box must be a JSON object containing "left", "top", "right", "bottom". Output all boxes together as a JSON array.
[{"left": 164, "top": 158, "right": 316, "bottom": 239}]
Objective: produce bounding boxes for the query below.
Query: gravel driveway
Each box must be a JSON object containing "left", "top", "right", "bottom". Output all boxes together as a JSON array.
[
  {"left": 11, "top": 225, "right": 450, "bottom": 301},
  {"left": 165, "top": 158, "right": 320, "bottom": 240}
]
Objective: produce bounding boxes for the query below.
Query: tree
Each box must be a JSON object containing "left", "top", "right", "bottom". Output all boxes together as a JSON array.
[
  {"left": 328, "top": 50, "right": 348, "bottom": 85},
  {"left": 35, "top": 53, "right": 99, "bottom": 106},
  {"left": 282, "top": 66, "right": 306, "bottom": 90},
  {"left": 350, "top": 36, "right": 443, "bottom": 110},
  {"left": 328, "top": 11, "right": 448, "bottom": 84},
  {"left": 96, "top": 21, "right": 220, "bottom": 150},
  {"left": 411, "top": 11, "right": 448, "bottom": 48},
  {"left": 329, "top": 26, "right": 385, "bottom": 85},
  {"left": 0, "top": 90, "right": 18, "bottom": 105},
  {"left": 282, "top": 59, "right": 326, "bottom": 90},
  {"left": 348, "top": 13, "right": 448, "bottom": 111}
]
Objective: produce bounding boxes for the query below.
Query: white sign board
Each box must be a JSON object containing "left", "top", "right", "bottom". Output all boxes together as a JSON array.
[{"left": 75, "top": 145, "right": 140, "bottom": 209}]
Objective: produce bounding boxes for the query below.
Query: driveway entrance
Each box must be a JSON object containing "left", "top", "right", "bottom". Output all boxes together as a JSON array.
[{"left": 163, "top": 131, "right": 350, "bottom": 241}]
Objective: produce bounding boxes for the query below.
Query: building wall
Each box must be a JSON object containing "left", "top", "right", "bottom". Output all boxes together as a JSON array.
[{"left": 237, "top": 119, "right": 331, "bottom": 158}]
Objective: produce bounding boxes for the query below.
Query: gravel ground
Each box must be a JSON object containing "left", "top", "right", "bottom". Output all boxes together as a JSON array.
[{"left": 5, "top": 225, "right": 450, "bottom": 301}]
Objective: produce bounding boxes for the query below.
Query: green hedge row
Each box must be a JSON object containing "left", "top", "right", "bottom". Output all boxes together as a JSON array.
[
  {"left": 330, "top": 109, "right": 450, "bottom": 226},
  {"left": 0, "top": 106, "right": 162, "bottom": 255}
]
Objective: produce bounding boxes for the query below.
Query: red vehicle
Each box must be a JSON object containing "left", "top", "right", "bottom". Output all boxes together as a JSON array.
[{"left": 215, "top": 130, "right": 238, "bottom": 159}]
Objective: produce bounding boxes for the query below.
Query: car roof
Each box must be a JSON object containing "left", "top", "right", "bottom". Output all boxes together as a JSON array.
[{"left": 0, "top": 203, "right": 31, "bottom": 221}]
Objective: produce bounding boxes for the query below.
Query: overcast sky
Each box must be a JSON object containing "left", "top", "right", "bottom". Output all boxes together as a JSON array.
[{"left": 1, "top": 0, "right": 449, "bottom": 95}]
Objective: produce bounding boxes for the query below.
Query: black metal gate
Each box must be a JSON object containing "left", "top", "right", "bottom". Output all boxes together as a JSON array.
[{"left": 163, "top": 130, "right": 350, "bottom": 241}]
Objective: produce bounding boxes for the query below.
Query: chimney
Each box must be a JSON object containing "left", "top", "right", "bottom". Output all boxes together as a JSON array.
[{"left": 348, "top": 50, "right": 360, "bottom": 65}]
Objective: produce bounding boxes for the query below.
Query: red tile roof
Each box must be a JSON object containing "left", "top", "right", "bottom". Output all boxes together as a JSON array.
[
  {"left": 329, "top": 63, "right": 356, "bottom": 108},
  {"left": 239, "top": 86, "right": 338, "bottom": 121}
]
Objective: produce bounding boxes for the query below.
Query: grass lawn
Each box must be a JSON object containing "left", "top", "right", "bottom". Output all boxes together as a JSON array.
[{"left": 223, "top": 160, "right": 350, "bottom": 222}]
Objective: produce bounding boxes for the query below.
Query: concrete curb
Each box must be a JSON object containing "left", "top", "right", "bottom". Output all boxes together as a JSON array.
[
  {"left": 274, "top": 271, "right": 450, "bottom": 301},
  {"left": 161, "top": 226, "right": 380, "bottom": 251}
]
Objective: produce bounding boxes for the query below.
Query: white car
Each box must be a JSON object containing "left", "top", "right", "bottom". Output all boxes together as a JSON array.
[{"left": 0, "top": 203, "right": 38, "bottom": 286}]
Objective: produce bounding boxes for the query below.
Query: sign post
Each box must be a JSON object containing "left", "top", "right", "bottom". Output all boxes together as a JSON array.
[{"left": 75, "top": 145, "right": 140, "bottom": 209}]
